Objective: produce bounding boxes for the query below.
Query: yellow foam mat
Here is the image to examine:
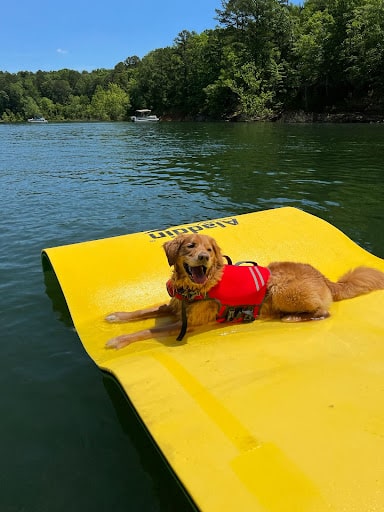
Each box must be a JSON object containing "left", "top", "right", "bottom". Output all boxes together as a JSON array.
[{"left": 42, "top": 207, "right": 384, "bottom": 512}]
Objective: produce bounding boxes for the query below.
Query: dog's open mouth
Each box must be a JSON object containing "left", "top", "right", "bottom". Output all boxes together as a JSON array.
[{"left": 184, "top": 264, "right": 208, "bottom": 285}]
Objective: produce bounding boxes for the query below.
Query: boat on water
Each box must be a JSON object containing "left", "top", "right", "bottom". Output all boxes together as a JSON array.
[
  {"left": 130, "top": 109, "right": 159, "bottom": 122},
  {"left": 27, "top": 116, "right": 48, "bottom": 123},
  {"left": 42, "top": 207, "right": 384, "bottom": 512}
]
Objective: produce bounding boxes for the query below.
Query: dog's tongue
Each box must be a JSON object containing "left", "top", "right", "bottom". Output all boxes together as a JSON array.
[{"left": 191, "top": 266, "right": 207, "bottom": 284}]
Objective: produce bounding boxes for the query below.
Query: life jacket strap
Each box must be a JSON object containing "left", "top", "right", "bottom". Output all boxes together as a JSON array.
[
  {"left": 176, "top": 296, "right": 222, "bottom": 342},
  {"left": 176, "top": 300, "right": 188, "bottom": 341}
]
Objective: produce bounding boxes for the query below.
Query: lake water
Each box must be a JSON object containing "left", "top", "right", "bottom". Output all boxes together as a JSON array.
[{"left": 1, "top": 121, "right": 383, "bottom": 511}]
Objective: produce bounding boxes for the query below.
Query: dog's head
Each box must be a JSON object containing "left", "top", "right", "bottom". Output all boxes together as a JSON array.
[{"left": 163, "top": 234, "right": 224, "bottom": 288}]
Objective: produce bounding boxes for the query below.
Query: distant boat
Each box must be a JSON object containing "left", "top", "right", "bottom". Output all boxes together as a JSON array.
[
  {"left": 27, "top": 116, "right": 48, "bottom": 123},
  {"left": 130, "top": 109, "right": 159, "bottom": 122}
]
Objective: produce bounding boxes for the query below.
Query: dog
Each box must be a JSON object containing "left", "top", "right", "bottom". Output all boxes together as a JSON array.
[{"left": 106, "top": 233, "right": 384, "bottom": 349}]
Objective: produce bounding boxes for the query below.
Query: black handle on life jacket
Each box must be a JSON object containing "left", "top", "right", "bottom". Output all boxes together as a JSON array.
[{"left": 224, "top": 257, "right": 258, "bottom": 266}]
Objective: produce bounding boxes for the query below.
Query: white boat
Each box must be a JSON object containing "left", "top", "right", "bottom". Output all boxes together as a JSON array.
[
  {"left": 130, "top": 109, "right": 159, "bottom": 122},
  {"left": 27, "top": 116, "right": 48, "bottom": 123}
]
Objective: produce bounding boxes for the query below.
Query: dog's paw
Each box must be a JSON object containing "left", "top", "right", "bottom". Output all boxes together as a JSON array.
[
  {"left": 105, "top": 335, "right": 128, "bottom": 349},
  {"left": 105, "top": 337, "right": 120, "bottom": 349},
  {"left": 105, "top": 312, "right": 132, "bottom": 323},
  {"left": 105, "top": 334, "right": 137, "bottom": 350},
  {"left": 281, "top": 314, "right": 305, "bottom": 323},
  {"left": 105, "top": 314, "right": 120, "bottom": 323},
  {"left": 281, "top": 311, "right": 330, "bottom": 322}
]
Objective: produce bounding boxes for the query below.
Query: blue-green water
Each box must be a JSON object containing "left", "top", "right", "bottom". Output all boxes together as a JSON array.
[{"left": 1, "top": 121, "right": 383, "bottom": 511}]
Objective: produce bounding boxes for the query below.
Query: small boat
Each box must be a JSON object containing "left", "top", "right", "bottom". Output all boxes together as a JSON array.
[
  {"left": 130, "top": 109, "right": 159, "bottom": 122},
  {"left": 27, "top": 116, "right": 48, "bottom": 123}
]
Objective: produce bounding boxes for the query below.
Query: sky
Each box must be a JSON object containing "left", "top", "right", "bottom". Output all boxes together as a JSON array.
[{"left": 0, "top": 0, "right": 221, "bottom": 73}]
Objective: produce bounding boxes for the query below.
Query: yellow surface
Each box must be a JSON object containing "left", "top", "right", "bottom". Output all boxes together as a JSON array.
[{"left": 42, "top": 207, "right": 384, "bottom": 512}]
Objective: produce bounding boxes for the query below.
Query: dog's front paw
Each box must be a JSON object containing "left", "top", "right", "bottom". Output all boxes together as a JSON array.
[
  {"left": 106, "top": 330, "right": 150, "bottom": 349},
  {"left": 105, "top": 336, "right": 120, "bottom": 349},
  {"left": 105, "top": 312, "right": 132, "bottom": 323},
  {"left": 105, "top": 314, "right": 120, "bottom": 323},
  {"left": 105, "top": 334, "right": 133, "bottom": 349}
]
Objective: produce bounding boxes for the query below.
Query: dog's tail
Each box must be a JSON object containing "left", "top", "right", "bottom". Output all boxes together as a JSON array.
[{"left": 326, "top": 266, "right": 384, "bottom": 301}]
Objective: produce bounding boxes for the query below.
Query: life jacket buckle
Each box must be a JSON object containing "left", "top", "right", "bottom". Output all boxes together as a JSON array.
[{"left": 221, "top": 305, "right": 256, "bottom": 323}]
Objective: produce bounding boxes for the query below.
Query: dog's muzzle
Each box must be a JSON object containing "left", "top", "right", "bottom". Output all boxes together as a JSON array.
[{"left": 184, "top": 263, "right": 208, "bottom": 284}]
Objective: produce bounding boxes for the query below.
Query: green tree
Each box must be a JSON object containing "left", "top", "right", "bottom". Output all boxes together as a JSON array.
[
  {"left": 0, "top": 90, "right": 10, "bottom": 113},
  {"left": 216, "top": 0, "right": 293, "bottom": 65},
  {"left": 293, "top": 8, "right": 335, "bottom": 108},
  {"left": 342, "top": 0, "right": 384, "bottom": 100},
  {"left": 7, "top": 82, "right": 25, "bottom": 114},
  {"left": 214, "top": 0, "right": 293, "bottom": 118},
  {"left": 39, "top": 96, "right": 58, "bottom": 119},
  {"left": 90, "top": 83, "right": 130, "bottom": 120},
  {"left": 174, "top": 30, "right": 228, "bottom": 115},
  {"left": 21, "top": 96, "right": 41, "bottom": 118},
  {"left": 132, "top": 47, "right": 175, "bottom": 112},
  {"left": 60, "top": 94, "right": 89, "bottom": 120}
]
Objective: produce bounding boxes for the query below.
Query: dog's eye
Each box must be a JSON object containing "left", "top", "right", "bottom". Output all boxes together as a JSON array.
[
  {"left": 207, "top": 247, "right": 212, "bottom": 252},
  {"left": 186, "top": 243, "right": 195, "bottom": 248}
]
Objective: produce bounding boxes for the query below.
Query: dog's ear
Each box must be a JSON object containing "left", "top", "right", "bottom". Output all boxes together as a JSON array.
[
  {"left": 209, "top": 237, "right": 225, "bottom": 267},
  {"left": 163, "top": 237, "right": 185, "bottom": 266}
]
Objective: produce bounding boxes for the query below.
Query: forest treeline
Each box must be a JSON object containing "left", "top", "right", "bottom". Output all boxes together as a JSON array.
[{"left": 1, "top": 0, "right": 384, "bottom": 122}]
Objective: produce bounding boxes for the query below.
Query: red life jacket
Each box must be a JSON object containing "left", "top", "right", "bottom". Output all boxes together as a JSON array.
[{"left": 167, "top": 263, "right": 270, "bottom": 323}]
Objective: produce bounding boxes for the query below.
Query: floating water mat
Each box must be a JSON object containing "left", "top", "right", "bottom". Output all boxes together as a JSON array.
[{"left": 42, "top": 207, "right": 384, "bottom": 512}]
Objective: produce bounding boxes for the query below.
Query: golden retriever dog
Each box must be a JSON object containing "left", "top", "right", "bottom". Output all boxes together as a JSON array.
[{"left": 106, "top": 233, "right": 384, "bottom": 349}]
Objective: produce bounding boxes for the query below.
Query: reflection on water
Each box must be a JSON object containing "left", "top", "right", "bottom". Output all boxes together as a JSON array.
[
  {"left": 2, "top": 122, "right": 383, "bottom": 254},
  {"left": 1, "top": 121, "right": 383, "bottom": 511}
]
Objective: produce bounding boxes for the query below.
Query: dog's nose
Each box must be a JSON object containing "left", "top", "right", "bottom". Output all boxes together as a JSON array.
[{"left": 198, "top": 252, "right": 210, "bottom": 262}]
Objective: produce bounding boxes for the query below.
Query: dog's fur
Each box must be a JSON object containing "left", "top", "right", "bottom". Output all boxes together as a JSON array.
[{"left": 106, "top": 233, "right": 384, "bottom": 349}]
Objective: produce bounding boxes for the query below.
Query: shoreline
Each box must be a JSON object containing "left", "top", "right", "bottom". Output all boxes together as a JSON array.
[{"left": 3, "top": 111, "right": 384, "bottom": 124}]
